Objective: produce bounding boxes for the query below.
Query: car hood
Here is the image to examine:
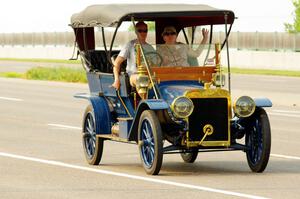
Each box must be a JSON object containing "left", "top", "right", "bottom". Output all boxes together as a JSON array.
[{"left": 158, "top": 81, "right": 203, "bottom": 105}]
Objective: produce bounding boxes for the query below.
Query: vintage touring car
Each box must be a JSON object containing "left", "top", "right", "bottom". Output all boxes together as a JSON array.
[{"left": 70, "top": 4, "right": 272, "bottom": 175}]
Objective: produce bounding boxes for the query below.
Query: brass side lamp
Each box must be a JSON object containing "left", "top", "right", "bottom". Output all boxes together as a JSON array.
[{"left": 135, "top": 44, "right": 150, "bottom": 99}]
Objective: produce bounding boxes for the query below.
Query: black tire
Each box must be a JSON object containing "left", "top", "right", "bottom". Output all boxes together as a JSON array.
[
  {"left": 180, "top": 149, "right": 198, "bottom": 163},
  {"left": 138, "top": 110, "right": 163, "bottom": 175},
  {"left": 246, "top": 108, "right": 271, "bottom": 172},
  {"left": 82, "top": 104, "right": 104, "bottom": 165}
]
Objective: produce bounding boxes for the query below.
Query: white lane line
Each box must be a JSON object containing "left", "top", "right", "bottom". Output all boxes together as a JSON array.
[
  {"left": 0, "top": 151, "right": 267, "bottom": 199},
  {"left": 0, "top": 96, "right": 23, "bottom": 101},
  {"left": 268, "top": 112, "right": 300, "bottom": 118},
  {"left": 272, "top": 110, "right": 300, "bottom": 114},
  {"left": 49, "top": 124, "right": 300, "bottom": 162},
  {"left": 47, "top": 123, "right": 81, "bottom": 130},
  {"left": 271, "top": 154, "right": 300, "bottom": 160},
  {"left": 272, "top": 139, "right": 300, "bottom": 144}
]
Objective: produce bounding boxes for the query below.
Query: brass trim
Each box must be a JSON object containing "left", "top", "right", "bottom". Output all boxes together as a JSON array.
[
  {"left": 186, "top": 140, "right": 230, "bottom": 147},
  {"left": 133, "top": 40, "right": 159, "bottom": 99},
  {"left": 170, "top": 96, "right": 194, "bottom": 119},
  {"left": 151, "top": 66, "right": 215, "bottom": 83},
  {"left": 233, "top": 96, "right": 256, "bottom": 118},
  {"left": 97, "top": 134, "right": 135, "bottom": 144},
  {"left": 182, "top": 88, "right": 232, "bottom": 148},
  {"left": 204, "top": 82, "right": 212, "bottom": 89},
  {"left": 111, "top": 124, "right": 119, "bottom": 136},
  {"left": 215, "top": 43, "right": 221, "bottom": 71},
  {"left": 134, "top": 92, "right": 137, "bottom": 110},
  {"left": 212, "top": 43, "right": 224, "bottom": 88},
  {"left": 136, "top": 48, "right": 149, "bottom": 100},
  {"left": 131, "top": 16, "right": 159, "bottom": 99},
  {"left": 117, "top": 117, "right": 133, "bottom": 121},
  {"left": 199, "top": 129, "right": 210, "bottom": 145},
  {"left": 184, "top": 88, "right": 230, "bottom": 101},
  {"left": 138, "top": 46, "right": 159, "bottom": 99},
  {"left": 203, "top": 124, "right": 214, "bottom": 136}
]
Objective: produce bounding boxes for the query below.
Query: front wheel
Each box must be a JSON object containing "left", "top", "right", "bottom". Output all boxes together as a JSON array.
[
  {"left": 82, "top": 104, "right": 104, "bottom": 165},
  {"left": 138, "top": 110, "right": 163, "bottom": 175},
  {"left": 246, "top": 108, "right": 271, "bottom": 172}
]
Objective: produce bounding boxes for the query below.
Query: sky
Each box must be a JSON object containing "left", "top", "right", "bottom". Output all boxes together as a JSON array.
[{"left": 0, "top": 0, "right": 295, "bottom": 33}]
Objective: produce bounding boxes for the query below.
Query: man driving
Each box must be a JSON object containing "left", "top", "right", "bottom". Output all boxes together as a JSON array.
[{"left": 112, "top": 21, "right": 154, "bottom": 90}]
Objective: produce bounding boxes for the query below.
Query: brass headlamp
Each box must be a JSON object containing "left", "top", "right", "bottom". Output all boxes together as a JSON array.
[
  {"left": 135, "top": 44, "right": 150, "bottom": 99},
  {"left": 171, "top": 96, "right": 194, "bottom": 118},
  {"left": 233, "top": 96, "right": 256, "bottom": 118},
  {"left": 212, "top": 43, "right": 225, "bottom": 87}
]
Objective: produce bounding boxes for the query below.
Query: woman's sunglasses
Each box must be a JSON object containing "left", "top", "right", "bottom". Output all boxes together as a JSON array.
[
  {"left": 137, "top": 29, "right": 148, "bottom": 33},
  {"left": 163, "top": 32, "right": 176, "bottom": 36}
]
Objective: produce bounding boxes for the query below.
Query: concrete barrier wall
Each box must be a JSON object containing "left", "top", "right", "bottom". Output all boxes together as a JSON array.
[
  {"left": 0, "top": 46, "right": 74, "bottom": 59},
  {"left": 1, "top": 31, "right": 300, "bottom": 70},
  {"left": 1, "top": 46, "right": 299, "bottom": 71},
  {"left": 222, "top": 50, "right": 300, "bottom": 71},
  {"left": 1, "top": 31, "right": 300, "bottom": 51}
]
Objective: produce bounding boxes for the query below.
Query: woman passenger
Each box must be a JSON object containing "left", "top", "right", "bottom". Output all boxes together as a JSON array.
[{"left": 157, "top": 26, "right": 209, "bottom": 66}]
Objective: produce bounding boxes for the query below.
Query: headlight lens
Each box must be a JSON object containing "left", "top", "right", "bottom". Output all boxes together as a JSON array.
[
  {"left": 136, "top": 75, "right": 149, "bottom": 88},
  {"left": 171, "top": 97, "right": 194, "bottom": 118},
  {"left": 234, "top": 96, "right": 256, "bottom": 118}
]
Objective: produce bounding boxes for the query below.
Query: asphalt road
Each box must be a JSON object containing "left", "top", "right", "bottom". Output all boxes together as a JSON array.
[{"left": 0, "top": 75, "right": 300, "bottom": 199}]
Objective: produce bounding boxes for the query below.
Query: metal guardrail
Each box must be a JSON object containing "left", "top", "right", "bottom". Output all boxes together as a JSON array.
[{"left": 0, "top": 31, "right": 300, "bottom": 51}]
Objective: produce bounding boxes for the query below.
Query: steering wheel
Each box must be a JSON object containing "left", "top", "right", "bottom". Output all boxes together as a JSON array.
[{"left": 144, "top": 51, "right": 163, "bottom": 67}]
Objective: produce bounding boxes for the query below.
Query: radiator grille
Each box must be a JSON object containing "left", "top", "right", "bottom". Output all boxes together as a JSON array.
[{"left": 188, "top": 98, "right": 229, "bottom": 142}]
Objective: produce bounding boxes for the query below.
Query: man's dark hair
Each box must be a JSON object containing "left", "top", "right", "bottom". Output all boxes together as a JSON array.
[{"left": 135, "top": 21, "right": 147, "bottom": 27}]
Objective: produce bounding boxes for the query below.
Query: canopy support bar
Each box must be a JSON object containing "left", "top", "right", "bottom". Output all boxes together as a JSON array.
[
  {"left": 108, "top": 25, "right": 120, "bottom": 66},
  {"left": 102, "top": 27, "right": 109, "bottom": 61},
  {"left": 224, "top": 12, "right": 231, "bottom": 94}
]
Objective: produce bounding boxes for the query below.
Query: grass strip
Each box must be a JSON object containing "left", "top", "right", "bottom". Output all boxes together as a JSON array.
[
  {"left": 0, "top": 58, "right": 81, "bottom": 64},
  {"left": 25, "top": 67, "right": 87, "bottom": 83},
  {"left": 0, "top": 72, "right": 24, "bottom": 78},
  {"left": 0, "top": 67, "right": 87, "bottom": 83},
  {"left": 1, "top": 66, "right": 299, "bottom": 84},
  {"left": 223, "top": 67, "right": 300, "bottom": 77}
]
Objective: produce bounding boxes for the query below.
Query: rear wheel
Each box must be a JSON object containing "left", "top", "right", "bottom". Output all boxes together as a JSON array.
[
  {"left": 82, "top": 104, "right": 104, "bottom": 165},
  {"left": 180, "top": 149, "right": 198, "bottom": 163},
  {"left": 246, "top": 108, "right": 271, "bottom": 172},
  {"left": 138, "top": 110, "right": 163, "bottom": 175}
]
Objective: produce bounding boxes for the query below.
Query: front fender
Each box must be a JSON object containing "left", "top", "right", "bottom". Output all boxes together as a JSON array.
[
  {"left": 128, "top": 99, "right": 169, "bottom": 141},
  {"left": 254, "top": 98, "right": 272, "bottom": 108}
]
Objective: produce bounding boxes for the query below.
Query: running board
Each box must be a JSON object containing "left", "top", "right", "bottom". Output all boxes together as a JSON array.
[{"left": 97, "top": 134, "right": 136, "bottom": 144}]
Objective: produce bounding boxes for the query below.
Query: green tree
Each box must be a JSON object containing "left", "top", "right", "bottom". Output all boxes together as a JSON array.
[{"left": 285, "top": 0, "right": 300, "bottom": 33}]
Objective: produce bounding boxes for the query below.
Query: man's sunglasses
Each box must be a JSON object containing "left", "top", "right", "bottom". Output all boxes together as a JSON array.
[
  {"left": 163, "top": 32, "right": 176, "bottom": 36},
  {"left": 137, "top": 29, "right": 148, "bottom": 33}
]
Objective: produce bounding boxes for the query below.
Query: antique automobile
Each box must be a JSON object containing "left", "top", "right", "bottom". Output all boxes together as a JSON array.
[{"left": 70, "top": 4, "right": 272, "bottom": 175}]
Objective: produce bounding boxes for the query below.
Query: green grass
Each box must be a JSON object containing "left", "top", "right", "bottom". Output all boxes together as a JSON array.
[
  {"left": 0, "top": 72, "right": 24, "bottom": 78},
  {"left": 0, "top": 58, "right": 81, "bottom": 64},
  {"left": 0, "top": 66, "right": 87, "bottom": 83},
  {"left": 24, "top": 67, "right": 87, "bottom": 83},
  {"left": 223, "top": 67, "right": 300, "bottom": 77}
]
